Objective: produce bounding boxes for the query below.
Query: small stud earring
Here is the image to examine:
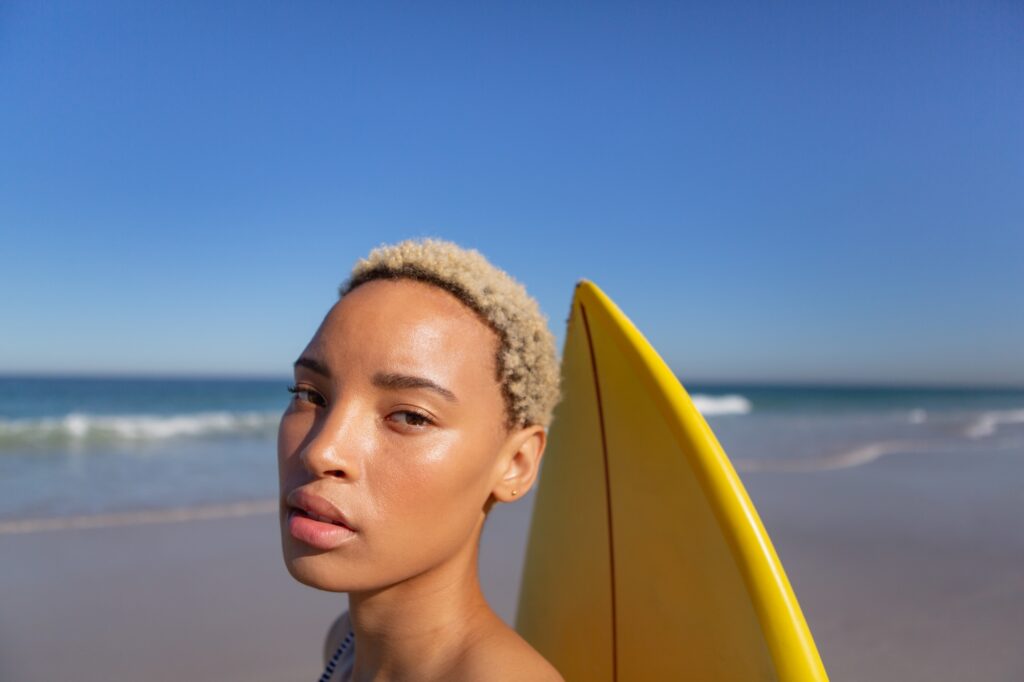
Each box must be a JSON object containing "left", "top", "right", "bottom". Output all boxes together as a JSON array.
[{"left": 511, "top": 489, "right": 519, "bottom": 497}]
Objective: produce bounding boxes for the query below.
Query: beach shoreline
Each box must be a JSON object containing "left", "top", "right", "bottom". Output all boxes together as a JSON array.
[{"left": 3, "top": 446, "right": 1022, "bottom": 681}]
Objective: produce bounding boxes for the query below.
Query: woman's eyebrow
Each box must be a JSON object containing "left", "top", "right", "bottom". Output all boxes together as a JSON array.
[
  {"left": 372, "top": 372, "right": 458, "bottom": 403},
  {"left": 293, "top": 355, "right": 331, "bottom": 378}
]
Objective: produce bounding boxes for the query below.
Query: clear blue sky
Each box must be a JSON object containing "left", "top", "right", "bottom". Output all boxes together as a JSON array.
[{"left": 2, "top": 1, "right": 1021, "bottom": 386}]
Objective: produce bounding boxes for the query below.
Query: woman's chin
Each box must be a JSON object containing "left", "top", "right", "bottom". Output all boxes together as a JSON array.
[{"left": 281, "top": 554, "right": 354, "bottom": 592}]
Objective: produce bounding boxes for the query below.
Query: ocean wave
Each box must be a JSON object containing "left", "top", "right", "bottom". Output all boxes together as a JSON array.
[
  {"left": 963, "top": 409, "right": 1024, "bottom": 439},
  {"left": 0, "top": 411, "right": 281, "bottom": 448},
  {"left": 734, "top": 416, "right": 1024, "bottom": 473},
  {"left": 734, "top": 439, "right": 928, "bottom": 473},
  {"left": 691, "top": 394, "right": 752, "bottom": 417}
]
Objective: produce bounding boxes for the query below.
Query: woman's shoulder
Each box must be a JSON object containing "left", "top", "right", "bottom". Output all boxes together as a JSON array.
[
  {"left": 458, "top": 619, "right": 564, "bottom": 682},
  {"left": 322, "top": 609, "right": 562, "bottom": 681}
]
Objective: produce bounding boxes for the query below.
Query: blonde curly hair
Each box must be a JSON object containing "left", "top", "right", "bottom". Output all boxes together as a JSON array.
[{"left": 338, "top": 238, "right": 561, "bottom": 431}]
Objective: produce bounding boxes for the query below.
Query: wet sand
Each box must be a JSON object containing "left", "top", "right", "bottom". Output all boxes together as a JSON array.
[
  {"left": 2, "top": 446, "right": 1022, "bottom": 681},
  {"left": 0, "top": 496, "right": 533, "bottom": 682},
  {"left": 745, "top": 446, "right": 1024, "bottom": 681}
]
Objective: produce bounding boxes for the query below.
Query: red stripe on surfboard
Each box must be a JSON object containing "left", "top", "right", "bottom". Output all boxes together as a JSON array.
[{"left": 579, "top": 299, "right": 618, "bottom": 682}]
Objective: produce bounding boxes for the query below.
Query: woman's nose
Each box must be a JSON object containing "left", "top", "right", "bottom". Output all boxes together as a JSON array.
[{"left": 299, "top": 405, "right": 364, "bottom": 481}]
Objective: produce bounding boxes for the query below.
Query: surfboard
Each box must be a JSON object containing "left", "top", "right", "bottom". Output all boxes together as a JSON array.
[{"left": 515, "top": 280, "right": 828, "bottom": 681}]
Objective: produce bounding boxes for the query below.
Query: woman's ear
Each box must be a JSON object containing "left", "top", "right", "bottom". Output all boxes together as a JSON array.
[{"left": 492, "top": 424, "right": 547, "bottom": 503}]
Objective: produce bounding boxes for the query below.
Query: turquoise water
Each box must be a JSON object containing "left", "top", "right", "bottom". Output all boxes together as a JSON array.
[{"left": 1, "top": 375, "right": 1022, "bottom": 520}]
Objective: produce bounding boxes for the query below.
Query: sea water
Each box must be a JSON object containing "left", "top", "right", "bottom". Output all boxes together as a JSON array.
[
  {"left": 1, "top": 375, "right": 1022, "bottom": 523},
  {"left": 0, "top": 376, "right": 286, "bottom": 521}
]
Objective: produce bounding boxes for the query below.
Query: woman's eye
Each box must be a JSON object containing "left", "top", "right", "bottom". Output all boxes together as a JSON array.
[
  {"left": 286, "top": 385, "right": 326, "bottom": 407},
  {"left": 388, "top": 410, "right": 434, "bottom": 429}
]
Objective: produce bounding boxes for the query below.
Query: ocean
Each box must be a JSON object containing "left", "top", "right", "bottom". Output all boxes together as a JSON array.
[{"left": 2, "top": 375, "right": 1022, "bottom": 525}]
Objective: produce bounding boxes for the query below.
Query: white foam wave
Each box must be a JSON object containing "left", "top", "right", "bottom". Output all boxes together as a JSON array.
[
  {"left": 735, "top": 439, "right": 928, "bottom": 473},
  {"left": 908, "top": 409, "right": 928, "bottom": 424},
  {"left": 0, "top": 410, "right": 281, "bottom": 447},
  {"left": 963, "top": 409, "right": 1024, "bottom": 439},
  {"left": 691, "top": 394, "right": 752, "bottom": 417}
]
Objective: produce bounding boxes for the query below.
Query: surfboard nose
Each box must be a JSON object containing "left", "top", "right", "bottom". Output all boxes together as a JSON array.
[{"left": 517, "top": 280, "right": 829, "bottom": 682}]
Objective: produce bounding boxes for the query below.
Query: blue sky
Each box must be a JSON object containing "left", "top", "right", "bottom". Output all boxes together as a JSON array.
[{"left": 1, "top": 1, "right": 1021, "bottom": 386}]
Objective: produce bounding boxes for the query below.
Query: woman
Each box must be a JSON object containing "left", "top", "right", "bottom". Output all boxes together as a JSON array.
[{"left": 277, "top": 238, "right": 564, "bottom": 681}]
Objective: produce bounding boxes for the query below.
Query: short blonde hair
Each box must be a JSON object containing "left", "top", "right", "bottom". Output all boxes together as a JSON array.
[{"left": 338, "top": 238, "right": 561, "bottom": 431}]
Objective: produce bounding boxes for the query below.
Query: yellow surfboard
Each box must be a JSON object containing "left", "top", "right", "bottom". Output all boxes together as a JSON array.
[{"left": 516, "top": 281, "right": 828, "bottom": 681}]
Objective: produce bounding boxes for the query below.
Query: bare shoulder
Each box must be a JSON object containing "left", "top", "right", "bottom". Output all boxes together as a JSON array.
[
  {"left": 458, "top": 620, "right": 564, "bottom": 682},
  {"left": 322, "top": 609, "right": 352, "bottom": 666}
]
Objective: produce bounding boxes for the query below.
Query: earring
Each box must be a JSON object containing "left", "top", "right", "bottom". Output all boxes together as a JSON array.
[{"left": 511, "top": 489, "right": 519, "bottom": 497}]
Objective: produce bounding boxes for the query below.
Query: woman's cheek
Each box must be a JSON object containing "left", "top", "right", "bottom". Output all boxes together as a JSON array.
[
  {"left": 372, "top": 440, "right": 485, "bottom": 536},
  {"left": 276, "top": 415, "right": 300, "bottom": 477}
]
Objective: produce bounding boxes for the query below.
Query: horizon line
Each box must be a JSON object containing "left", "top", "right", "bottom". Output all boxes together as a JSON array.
[{"left": 1, "top": 370, "right": 1022, "bottom": 392}]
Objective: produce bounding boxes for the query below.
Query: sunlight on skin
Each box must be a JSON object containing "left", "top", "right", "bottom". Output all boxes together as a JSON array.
[{"left": 277, "top": 279, "right": 562, "bottom": 681}]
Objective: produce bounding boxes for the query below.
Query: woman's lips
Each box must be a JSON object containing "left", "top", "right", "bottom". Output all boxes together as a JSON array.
[
  {"left": 287, "top": 507, "right": 357, "bottom": 550},
  {"left": 286, "top": 489, "right": 356, "bottom": 530}
]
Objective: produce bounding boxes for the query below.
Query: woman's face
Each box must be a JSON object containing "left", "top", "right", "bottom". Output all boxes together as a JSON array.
[{"left": 278, "top": 278, "right": 518, "bottom": 591}]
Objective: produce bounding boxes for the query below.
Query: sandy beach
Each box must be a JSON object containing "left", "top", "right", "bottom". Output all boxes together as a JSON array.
[
  {"left": 746, "top": 446, "right": 1024, "bottom": 681},
  {"left": 2, "top": 445, "right": 1022, "bottom": 681}
]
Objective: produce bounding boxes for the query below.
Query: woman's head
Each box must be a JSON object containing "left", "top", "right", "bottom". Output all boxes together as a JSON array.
[
  {"left": 341, "top": 238, "right": 561, "bottom": 431},
  {"left": 278, "top": 238, "right": 560, "bottom": 592}
]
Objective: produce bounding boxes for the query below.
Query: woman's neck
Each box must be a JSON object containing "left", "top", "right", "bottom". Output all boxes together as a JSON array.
[{"left": 346, "top": 536, "right": 502, "bottom": 681}]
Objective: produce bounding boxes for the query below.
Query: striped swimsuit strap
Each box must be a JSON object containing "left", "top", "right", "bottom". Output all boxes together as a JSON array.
[{"left": 318, "top": 630, "right": 355, "bottom": 682}]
